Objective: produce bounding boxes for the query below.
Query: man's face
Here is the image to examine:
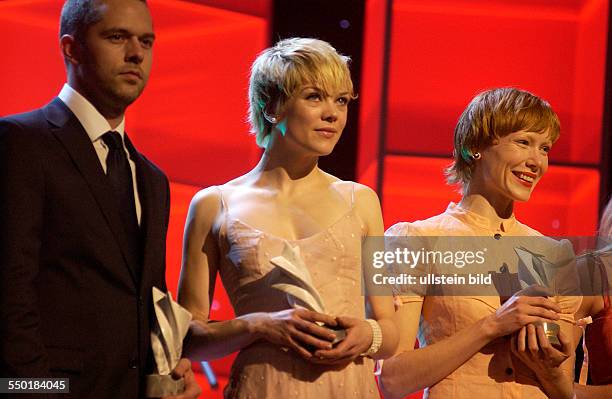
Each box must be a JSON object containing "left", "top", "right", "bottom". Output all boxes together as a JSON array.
[{"left": 76, "top": 0, "right": 154, "bottom": 111}]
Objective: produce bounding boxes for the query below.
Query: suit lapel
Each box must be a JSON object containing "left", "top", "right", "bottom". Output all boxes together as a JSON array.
[{"left": 45, "top": 98, "right": 140, "bottom": 286}]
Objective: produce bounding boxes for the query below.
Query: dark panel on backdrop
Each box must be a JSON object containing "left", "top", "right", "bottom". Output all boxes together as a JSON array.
[
  {"left": 272, "top": 0, "right": 366, "bottom": 181},
  {"left": 601, "top": 4, "right": 612, "bottom": 211}
]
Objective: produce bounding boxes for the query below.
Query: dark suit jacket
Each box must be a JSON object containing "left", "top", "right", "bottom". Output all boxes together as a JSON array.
[{"left": 0, "top": 98, "right": 171, "bottom": 398}]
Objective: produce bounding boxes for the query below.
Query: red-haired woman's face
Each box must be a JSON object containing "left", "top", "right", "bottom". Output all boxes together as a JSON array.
[{"left": 476, "top": 130, "right": 552, "bottom": 203}]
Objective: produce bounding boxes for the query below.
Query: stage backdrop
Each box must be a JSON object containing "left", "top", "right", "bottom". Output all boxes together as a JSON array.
[
  {"left": 359, "top": 0, "right": 608, "bottom": 237},
  {"left": 1, "top": 1, "right": 608, "bottom": 398}
]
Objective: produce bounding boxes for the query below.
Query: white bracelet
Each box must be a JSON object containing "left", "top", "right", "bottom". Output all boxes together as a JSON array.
[{"left": 362, "top": 319, "right": 382, "bottom": 357}]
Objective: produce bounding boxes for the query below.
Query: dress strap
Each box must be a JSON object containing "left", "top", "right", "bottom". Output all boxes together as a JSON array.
[
  {"left": 331, "top": 181, "right": 356, "bottom": 209},
  {"left": 214, "top": 186, "right": 230, "bottom": 245},
  {"left": 215, "top": 186, "right": 229, "bottom": 224},
  {"left": 216, "top": 186, "right": 229, "bottom": 215}
]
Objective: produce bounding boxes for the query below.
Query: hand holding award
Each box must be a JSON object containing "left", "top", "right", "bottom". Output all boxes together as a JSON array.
[
  {"left": 269, "top": 242, "right": 346, "bottom": 346},
  {"left": 145, "top": 287, "right": 193, "bottom": 398}
]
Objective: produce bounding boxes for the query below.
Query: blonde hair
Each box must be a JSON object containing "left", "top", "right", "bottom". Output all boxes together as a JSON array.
[
  {"left": 248, "top": 37, "right": 355, "bottom": 148},
  {"left": 446, "top": 87, "right": 560, "bottom": 189}
]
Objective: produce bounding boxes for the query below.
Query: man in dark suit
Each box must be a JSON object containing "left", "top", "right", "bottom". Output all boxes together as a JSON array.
[{"left": 0, "top": 0, "right": 200, "bottom": 397}]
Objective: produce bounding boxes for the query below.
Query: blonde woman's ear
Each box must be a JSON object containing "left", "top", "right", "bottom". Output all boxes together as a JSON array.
[{"left": 263, "top": 113, "right": 277, "bottom": 124}]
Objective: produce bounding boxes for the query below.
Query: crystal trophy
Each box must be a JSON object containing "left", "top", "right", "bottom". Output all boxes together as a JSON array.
[
  {"left": 269, "top": 243, "right": 346, "bottom": 346},
  {"left": 515, "top": 246, "right": 561, "bottom": 345},
  {"left": 145, "top": 287, "right": 192, "bottom": 398}
]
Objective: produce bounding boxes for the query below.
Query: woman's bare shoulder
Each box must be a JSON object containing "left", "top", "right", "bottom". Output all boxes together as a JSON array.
[
  {"left": 188, "top": 186, "right": 223, "bottom": 224},
  {"left": 327, "top": 177, "right": 379, "bottom": 201}
]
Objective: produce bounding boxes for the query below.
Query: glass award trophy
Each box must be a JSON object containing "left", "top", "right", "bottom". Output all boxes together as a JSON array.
[{"left": 145, "top": 287, "right": 192, "bottom": 397}]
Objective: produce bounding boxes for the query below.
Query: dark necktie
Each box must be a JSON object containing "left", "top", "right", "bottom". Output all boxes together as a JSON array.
[{"left": 102, "top": 131, "right": 142, "bottom": 274}]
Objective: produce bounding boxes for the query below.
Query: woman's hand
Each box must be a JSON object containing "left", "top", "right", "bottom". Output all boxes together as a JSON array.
[
  {"left": 245, "top": 309, "right": 338, "bottom": 359},
  {"left": 310, "top": 316, "right": 373, "bottom": 366},
  {"left": 482, "top": 292, "right": 561, "bottom": 339},
  {"left": 511, "top": 325, "right": 572, "bottom": 373},
  {"left": 510, "top": 325, "right": 574, "bottom": 399}
]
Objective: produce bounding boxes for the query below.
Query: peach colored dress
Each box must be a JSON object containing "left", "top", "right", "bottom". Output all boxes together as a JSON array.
[
  {"left": 216, "top": 184, "right": 379, "bottom": 399},
  {"left": 386, "top": 203, "right": 581, "bottom": 399}
]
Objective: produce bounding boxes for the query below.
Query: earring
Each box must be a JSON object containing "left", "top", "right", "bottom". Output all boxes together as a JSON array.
[
  {"left": 264, "top": 113, "right": 277, "bottom": 124},
  {"left": 460, "top": 147, "right": 481, "bottom": 163}
]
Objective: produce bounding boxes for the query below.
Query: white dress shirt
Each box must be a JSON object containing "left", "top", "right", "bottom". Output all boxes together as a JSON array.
[{"left": 58, "top": 84, "right": 142, "bottom": 224}]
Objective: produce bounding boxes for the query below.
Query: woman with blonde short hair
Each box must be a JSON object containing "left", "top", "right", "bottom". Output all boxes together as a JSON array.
[{"left": 178, "top": 38, "right": 398, "bottom": 398}]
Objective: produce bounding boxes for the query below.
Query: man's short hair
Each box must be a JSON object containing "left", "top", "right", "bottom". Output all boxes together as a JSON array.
[
  {"left": 248, "top": 37, "right": 355, "bottom": 149},
  {"left": 446, "top": 87, "right": 560, "bottom": 188},
  {"left": 59, "top": 0, "right": 147, "bottom": 41}
]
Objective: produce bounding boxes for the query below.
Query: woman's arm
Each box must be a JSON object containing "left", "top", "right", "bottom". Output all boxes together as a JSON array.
[
  {"left": 179, "top": 187, "right": 338, "bottom": 360},
  {"left": 358, "top": 185, "right": 399, "bottom": 359},
  {"left": 381, "top": 300, "right": 491, "bottom": 399},
  {"left": 571, "top": 295, "right": 611, "bottom": 399},
  {"left": 575, "top": 383, "right": 612, "bottom": 399},
  {"left": 380, "top": 289, "right": 563, "bottom": 399},
  {"left": 312, "top": 184, "right": 399, "bottom": 363}
]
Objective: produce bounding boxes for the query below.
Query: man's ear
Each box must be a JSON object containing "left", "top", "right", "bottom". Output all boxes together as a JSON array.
[{"left": 60, "top": 34, "right": 81, "bottom": 66}]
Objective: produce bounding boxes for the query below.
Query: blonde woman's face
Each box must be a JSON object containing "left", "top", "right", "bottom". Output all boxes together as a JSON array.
[
  {"left": 277, "top": 85, "right": 350, "bottom": 156},
  {"left": 476, "top": 130, "right": 552, "bottom": 203}
]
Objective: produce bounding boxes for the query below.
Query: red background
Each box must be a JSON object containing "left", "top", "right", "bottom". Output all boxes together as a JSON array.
[{"left": 0, "top": 0, "right": 608, "bottom": 397}]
